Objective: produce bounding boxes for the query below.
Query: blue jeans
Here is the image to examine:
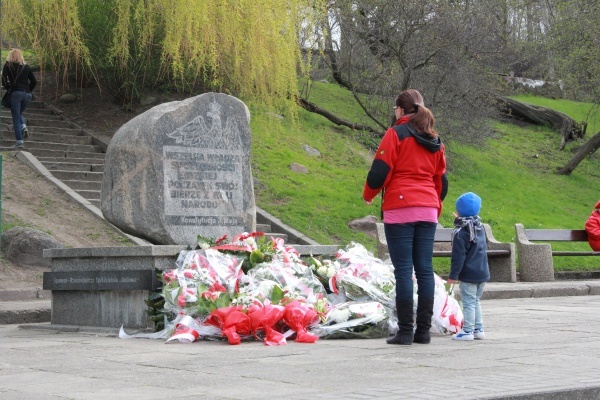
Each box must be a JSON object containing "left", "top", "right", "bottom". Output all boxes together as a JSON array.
[
  {"left": 460, "top": 281, "right": 485, "bottom": 332},
  {"left": 10, "top": 90, "right": 32, "bottom": 142},
  {"left": 385, "top": 222, "right": 437, "bottom": 301}
]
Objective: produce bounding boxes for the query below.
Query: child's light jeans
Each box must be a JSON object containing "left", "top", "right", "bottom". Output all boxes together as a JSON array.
[{"left": 460, "top": 281, "right": 486, "bottom": 332}]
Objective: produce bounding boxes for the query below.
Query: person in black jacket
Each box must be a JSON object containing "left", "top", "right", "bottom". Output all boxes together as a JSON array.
[
  {"left": 2, "top": 48, "right": 37, "bottom": 148},
  {"left": 447, "top": 192, "right": 489, "bottom": 341}
]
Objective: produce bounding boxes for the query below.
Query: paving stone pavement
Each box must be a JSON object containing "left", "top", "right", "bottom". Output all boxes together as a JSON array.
[{"left": 1, "top": 294, "right": 599, "bottom": 400}]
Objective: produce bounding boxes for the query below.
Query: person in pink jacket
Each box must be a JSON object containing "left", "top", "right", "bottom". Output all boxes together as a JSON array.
[{"left": 585, "top": 200, "right": 600, "bottom": 251}]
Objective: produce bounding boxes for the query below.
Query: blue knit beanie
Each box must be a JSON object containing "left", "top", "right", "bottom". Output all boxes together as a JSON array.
[{"left": 456, "top": 192, "right": 482, "bottom": 217}]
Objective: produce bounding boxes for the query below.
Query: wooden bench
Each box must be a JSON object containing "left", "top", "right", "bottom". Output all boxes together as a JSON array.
[
  {"left": 376, "top": 223, "right": 516, "bottom": 282},
  {"left": 515, "top": 224, "right": 600, "bottom": 282}
]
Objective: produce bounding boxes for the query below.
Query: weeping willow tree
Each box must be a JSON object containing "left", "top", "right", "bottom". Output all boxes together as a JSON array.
[
  {"left": 1, "top": 0, "right": 323, "bottom": 113},
  {"left": 2, "top": 0, "right": 93, "bottom": 95}
]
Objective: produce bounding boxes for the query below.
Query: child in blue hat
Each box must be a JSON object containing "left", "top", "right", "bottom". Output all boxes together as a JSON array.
[{"left": 447, "top": 192, "right": 490, "bottom": 341}]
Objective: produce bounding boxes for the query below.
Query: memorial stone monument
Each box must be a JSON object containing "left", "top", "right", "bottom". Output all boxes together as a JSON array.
[{"left": 101, "top": 92, "right": 256, "bottom": 245}]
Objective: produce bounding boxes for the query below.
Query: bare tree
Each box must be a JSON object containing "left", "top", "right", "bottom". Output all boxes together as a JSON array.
[{"left": 312, "top": 0, "right": 511, "bottom": 142}]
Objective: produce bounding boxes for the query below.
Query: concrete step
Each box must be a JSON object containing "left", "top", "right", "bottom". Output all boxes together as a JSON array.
[
  {"left": 61, "top": 180, "right": 102, "bottom": 191},
  {"left": 0, "top": 139, "right": 102, "bottom": 153},
  {"left": 90, "top": 199, "right": 100, "bottom": 208},
  {"left": 49, "top": 170, "right": 104, "bottom": 182},
  {"left": 256, "top": 223, "right": 272, "bottom": 233},
  {"left": 2, "top": 124, "right": 84, "bottom": 136},
  {"left": 2, "top": 147, "right": 105, "bottom": 159},
  {"left": 3, "top": 117, "right": 75, "bottom": 129},
  {"left": 264, "top": 232, "right": 288, "bottom": 242},
  {"left": 25, "top": 100, "right": 46, "bottom": 109},
  {"left": 1, "top": 107, "right": 54, "bottom": 116},
  {"left": 0, "top": 100, "right": 47, "bottom": 111},
  {"left": 41, "top": 161, "right": 105, "bottom": 172},
  {"left": 74, "top": 189, "right": 101, "bottom": 199},
  {"left": 2, "top": 131, "right": 93, "bottom": 145},
  {"left": 0, "top": 300, "right": 51, "bottom": 324},
  {"left": 37, "top": 156, "right": 105, "bottom": 164}
]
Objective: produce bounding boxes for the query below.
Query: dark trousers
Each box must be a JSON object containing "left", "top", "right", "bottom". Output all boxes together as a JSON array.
[
  {"left": 384, "top": 222, "right": 437, "bottom": 301},
  {"left": 9, "top": 90, "right": 32, "bottom": 141}
]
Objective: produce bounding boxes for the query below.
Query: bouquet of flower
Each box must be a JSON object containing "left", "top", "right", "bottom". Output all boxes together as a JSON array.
[
  {"left": 199, "top": 231, "right": 277, "bottom": 273},
  {"left": 281, "top": 300, "right": 320, "bottom": 343},
  {"left": 161, "top": 248, "right": 243, "bottom": 318},
  {"left": 311, "top": 301, "right": 389, "bottom": 339},
  {"left": 246, "top": 300, "right": 287, "bottom": 346},
  {"left": 204, "top": 305, "right": 252, "bottom": 345},
  {"left": 306, "top": 256, "right": 340, "bottom": 289},
  {"left": 243, "top": 259, "right": 327, "bottom": 306},
  {"left": 331, "top": 243, "right": 395, "bottom": 310}
]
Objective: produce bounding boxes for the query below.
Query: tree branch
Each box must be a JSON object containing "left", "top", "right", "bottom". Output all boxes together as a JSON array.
[{"left": 298, "top": 97, "right": 383, "bottom": 136}]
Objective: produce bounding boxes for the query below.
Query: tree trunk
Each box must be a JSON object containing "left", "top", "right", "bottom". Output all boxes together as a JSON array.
[
  {"left": 495, "top": 96, "right": 585, "bottom": 149},
  {"left": 556, "top": 131, "right": 600, "bottom": 175}
]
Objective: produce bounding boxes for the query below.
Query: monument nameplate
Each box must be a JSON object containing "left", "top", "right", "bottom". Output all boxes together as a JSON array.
[
  {"left": 43, "top": 270, "right": 160, "bottom": 291},
  {"left": 163, "top": 146, "right": 244, "bottom": 234}
]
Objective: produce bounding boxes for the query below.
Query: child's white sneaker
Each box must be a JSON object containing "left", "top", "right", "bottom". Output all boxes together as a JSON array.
[
  {"left": 474, "top": 328, "right": 485, "bottom": 340},
  {"left": 453, "top": 329, "right": 474, "bottom": 341}
]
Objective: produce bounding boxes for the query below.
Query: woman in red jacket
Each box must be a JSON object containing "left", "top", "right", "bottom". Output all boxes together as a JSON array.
[
  {"left": 363, "top": 89, "right": 447, "bottom": 345},
  {"left": 585, "top": 200, "right": 600, "bottom": 251}
]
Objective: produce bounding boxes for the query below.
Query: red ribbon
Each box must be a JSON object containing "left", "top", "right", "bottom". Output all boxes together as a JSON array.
[
  {"left": 282, "top": 301, "right": 319, "bottom": 343},
  {"left": 247, "top": 302, "right": 286, "bottom": 346},
  {"left": 205, "top": 306, "right": 251, "bottom": 345}
]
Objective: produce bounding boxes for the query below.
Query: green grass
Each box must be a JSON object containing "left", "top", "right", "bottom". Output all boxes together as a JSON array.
[{"left": 250, "top": 82, "right": 600, "bottom": 274}]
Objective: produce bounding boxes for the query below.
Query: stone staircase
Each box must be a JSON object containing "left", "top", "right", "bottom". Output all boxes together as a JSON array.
[
  {"left": 1, "top": 100, "right": 106, "bottom": 207},
  {"left": 1, "top": 100, "right": 338, "bottom": 253}
]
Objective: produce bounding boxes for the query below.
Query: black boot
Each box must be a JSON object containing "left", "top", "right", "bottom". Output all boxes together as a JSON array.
[
  {"left": 413, "top": 296, "right": 434, "bottom": 344},
  {"left": 386, "top": 299, "right": 414, "bottom": 345}
]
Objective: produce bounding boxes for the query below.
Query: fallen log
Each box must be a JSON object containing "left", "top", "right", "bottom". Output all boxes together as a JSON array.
[
  {"left": 556, "top": 131, "right": 600, "bottom": 175},
  {"left": 495, "top": 96, "right": 585, "bottom": 150}
]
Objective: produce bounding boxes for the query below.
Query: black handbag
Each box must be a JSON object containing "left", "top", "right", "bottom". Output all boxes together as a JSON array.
[
  {"left": 2, "top": 64, "right": 24, "bottom": 108},
  {"left": 1, "top": 90, "right": 11, "bottom": 108}
]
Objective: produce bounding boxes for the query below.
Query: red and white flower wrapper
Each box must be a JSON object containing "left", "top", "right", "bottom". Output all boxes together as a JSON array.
[
  {"left": 271, "top": 237, "right": 302, "bottom": 265},
  {"left": 246, "top": 301, "right": 286, "bottom": 346},
  {"left": 161, "top": 249, "right": 244, "bottom": 318},
  {"left": 432, "top": 275, "right": 464, "bottom": 334},
  {"left": 165, "top": 315, "right": 221, "bottom": 343},
  {"left": 282, "top": 300, "right": 319, "bottom": 343},
  {"left": 331, "top": 243, "right": 395, "bottom": 310},
  {"left": 311, "top": 301, "right": 389, "bottom": 339},
  {"left": 244, "top": 260, "right": 327, "bottom": 305},
  {"left": 205, "top": 306, "right": 252, "bottom": 345}
]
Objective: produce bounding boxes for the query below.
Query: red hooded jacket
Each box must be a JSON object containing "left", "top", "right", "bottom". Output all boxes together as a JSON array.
[
  {"left": 363, "top": 117, "right": 447, "bottom": 216},
  {"left": 585, "top": 200, "right": 600, "bottom": 251}
]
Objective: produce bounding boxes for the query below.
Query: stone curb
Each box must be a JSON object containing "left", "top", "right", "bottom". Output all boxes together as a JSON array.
[{"left": 2, "top": 280, "right": 599, "bottom": 327}]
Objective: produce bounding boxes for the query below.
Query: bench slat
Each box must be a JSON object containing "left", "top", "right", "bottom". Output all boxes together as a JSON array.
[
  {"left": 524, "top": 229, "right": 588, "bottom": 241},
  {"left": 434, "top": 229, "right": 453, "bottom": 242},
  {"left": 552, "top": 251, "right": 600, "bottom": 256},
  {"left": 433, "top": 250, "right": 510, "bottom": 258}
]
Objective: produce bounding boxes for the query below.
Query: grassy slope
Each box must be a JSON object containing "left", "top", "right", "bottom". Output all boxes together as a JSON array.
[{"left": 250, "top": 82, "right": 600, "bottom": 273}]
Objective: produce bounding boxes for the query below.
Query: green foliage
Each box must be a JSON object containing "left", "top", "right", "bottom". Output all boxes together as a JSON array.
[
  {"left": 2, "top": 0, "right": 93, "bottom": 89},
  {"left": 145, "top": 289, "right": 166, "bottom": 331},
  {"left": 2, "top": 0, "right": 324, "bottom": 111},
  {"left": 251, "top": 85, "right": 600, "bottom": 273}
]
